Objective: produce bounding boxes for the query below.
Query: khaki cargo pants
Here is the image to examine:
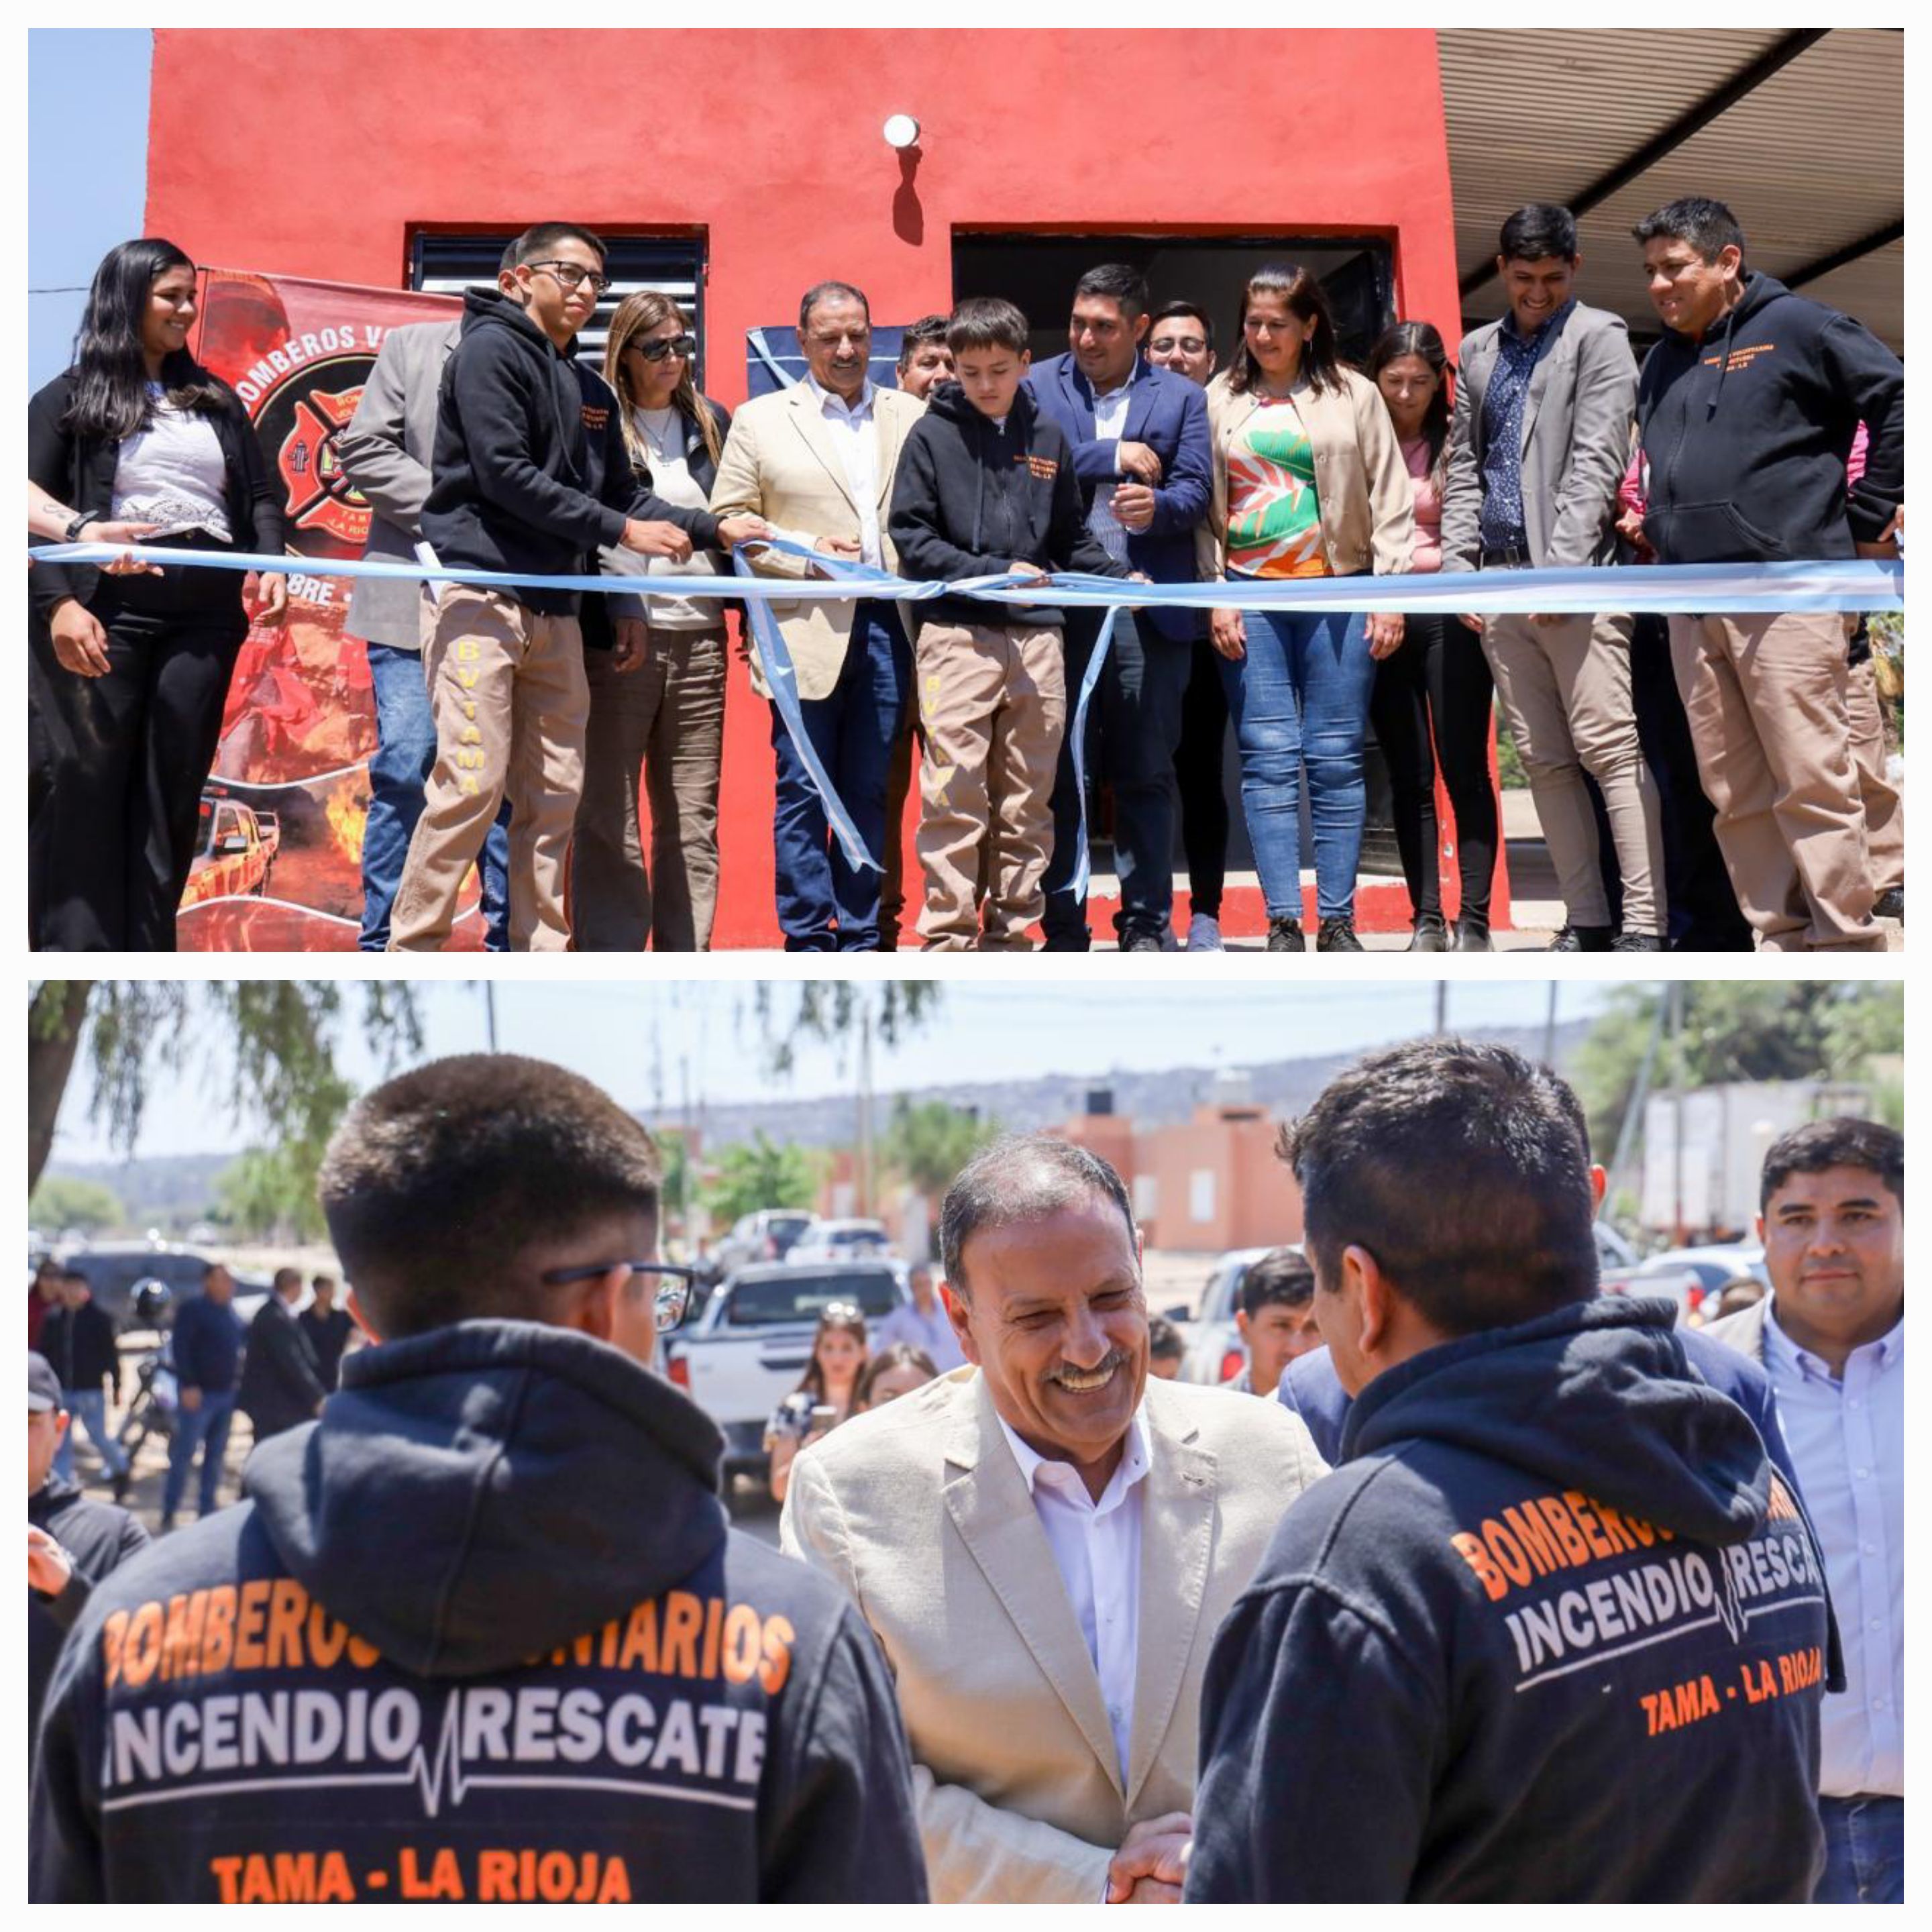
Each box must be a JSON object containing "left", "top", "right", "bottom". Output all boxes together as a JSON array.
[
  {"left": 1845, "top": 653, "right": 1904, "bottom": 900},
  {"left": 1668, "top": 611, "right": 1883, "bottom": 951},
  {"left": 914, "top": 619, "right": 1066, "bottom": 951},
  {"left": 390, "top": 585, "right": 590, "bottom": 952}
]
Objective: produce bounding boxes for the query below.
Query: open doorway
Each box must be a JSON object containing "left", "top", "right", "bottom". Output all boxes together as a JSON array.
[{"left": 952, "top": 232, "right": 1405, "bottom": 885}]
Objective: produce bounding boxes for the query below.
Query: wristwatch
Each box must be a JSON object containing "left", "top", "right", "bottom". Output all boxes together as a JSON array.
[{"left": 64, "top": 513, "right": 95, "bottom": 543}]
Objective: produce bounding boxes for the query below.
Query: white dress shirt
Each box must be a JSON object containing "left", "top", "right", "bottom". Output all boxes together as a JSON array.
[
  {"left": 795, "top": 372, "right": 883, "bottom": 568},
  {"left": 1762, "top": 1303, "right": 1904, "bottom": 1798},
  {"left": 1087, "top": 379, "right": 1132, "bottom": 561},
  {"left": 994, "top": 1405, "right": 1150, "bottom": 1783}
]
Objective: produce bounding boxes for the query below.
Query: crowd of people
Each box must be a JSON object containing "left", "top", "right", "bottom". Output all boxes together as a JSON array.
[
  {"left": 27, "top": 194, "right": 1902, "bottom": 953},
  {"left": 26, "top": 1045, "right": 1902, "bottom": 1902}
]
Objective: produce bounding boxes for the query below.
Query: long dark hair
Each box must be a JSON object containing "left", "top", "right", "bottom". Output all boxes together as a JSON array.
[
  {"left": 64, "top": 238, "right": 227, "bottom": 441},
  {"left": 1365, "top": 321, "right": 1454, "bottom": 473},
  {"left": 792, "top": 1304, "right": 869, "bottom": 1405},
  {"left": 1227, "top": 264, "right": 1344, "bottom": 398}
]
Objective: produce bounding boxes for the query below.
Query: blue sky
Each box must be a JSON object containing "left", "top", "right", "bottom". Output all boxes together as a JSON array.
[
  {"left": 50, "top": 979, "right": 1616, "bottom": 1166},
  {"left": 30, "top": 30, "right": 152, "bottom": 390}
]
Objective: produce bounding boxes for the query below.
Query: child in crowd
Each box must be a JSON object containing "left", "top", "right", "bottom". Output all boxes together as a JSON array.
[{"left": 888, "top": 298, "right": 1139, "bottom": 950}]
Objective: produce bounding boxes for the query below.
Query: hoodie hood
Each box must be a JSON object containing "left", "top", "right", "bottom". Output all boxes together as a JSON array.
[
  {"left": 244, "top": 1320, "right": 729, "bottom": 1678},
  {"left": 460, "top": 284, "right": 580, "bottom": 363},
  {"left": 1344, "top": 1296, "right": 1770, "bottom": 1548},
  {"left": 923, "top": 379, "right": 1038, "bottom": 435},
  {"left": 1657, "top": 269, "right": 1786, "bottom": 357}
]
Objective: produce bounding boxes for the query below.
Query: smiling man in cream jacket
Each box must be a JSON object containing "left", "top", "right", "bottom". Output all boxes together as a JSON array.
[{"left": 781, "top": 1134, "right": 1325, "bottom": 1903}]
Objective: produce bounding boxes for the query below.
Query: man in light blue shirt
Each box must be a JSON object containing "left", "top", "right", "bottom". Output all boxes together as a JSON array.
[
  {"left": 873, "top": 1260, "right": 966, "bottom": 1373},
  {"left": 1704, "top": 1117, "right": 1904, "bottom": 1904}
]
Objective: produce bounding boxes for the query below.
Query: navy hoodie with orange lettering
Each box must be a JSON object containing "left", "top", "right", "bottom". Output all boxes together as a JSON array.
[
  {"left": 30, "top": 1322, "right": 928, "bottom": 1904},
  {"left": 1187, "top": 1298, "right": 1827, "bottom": 1903}
]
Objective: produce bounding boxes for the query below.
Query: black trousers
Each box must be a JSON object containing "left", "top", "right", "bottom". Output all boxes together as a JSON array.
[
  {"left": 1173, "top": 633, "right": 1231, "bottom": 920},
  {"left": 1366, "top": 610, "right": 1499, "bottom": 922},
  {"left": 30, "top": 553, "right": 249, "bottom": 950}
]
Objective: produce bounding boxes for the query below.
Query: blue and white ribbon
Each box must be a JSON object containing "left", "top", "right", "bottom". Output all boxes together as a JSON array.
[{"left": 32, "top": 541, "right": 1903, "bottom": 904}]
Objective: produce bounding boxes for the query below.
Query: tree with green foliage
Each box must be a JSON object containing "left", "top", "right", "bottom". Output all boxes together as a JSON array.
[
  {"left": 880, "top": 1097, "right": 1000, "bottom": 1197},
  {"left": 703, "top": 1132, "right": 822, "bottom": 1227},
  {"left": 1575, "top": 981, "right": 1904, "bottom": 1160},
  {"left": 29, "top": 1175, "right": 125, "bottom": 1237},
  {"left": 747, "top": 981, "right": 945, "bottom": 1076},
  {"left": 28, "top": 980, "right": 423, "bottom": 1196}
]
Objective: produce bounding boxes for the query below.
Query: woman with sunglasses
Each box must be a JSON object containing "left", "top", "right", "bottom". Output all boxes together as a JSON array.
[
  {"left": 765, "top": 1303, "right": 869, "bottom": 1504},
  {"left": 575, "top": 292, "right": 737, "bottom": 951}
]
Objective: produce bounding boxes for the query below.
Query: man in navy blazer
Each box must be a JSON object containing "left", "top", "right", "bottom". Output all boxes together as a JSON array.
[{"left": 1024, "top": 264, "right": 1212, "bottom": 952}]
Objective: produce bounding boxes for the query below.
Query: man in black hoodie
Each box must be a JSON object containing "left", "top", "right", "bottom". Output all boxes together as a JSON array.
[
  {"left": 1187, "top": 1038, "right": 1829, "bottom": 1903},
  {"left": 1632, "top": 195, "right": 1902, "bottom": 955},
  {"left": 888, "top": 298, "right": 1136, "bottom": 949},
  {"left": 389, "top": 224, "right": 768, "bottom": 953},
  {"left": 31, "top": 1055, "right": 927, "bottom": 1904}
]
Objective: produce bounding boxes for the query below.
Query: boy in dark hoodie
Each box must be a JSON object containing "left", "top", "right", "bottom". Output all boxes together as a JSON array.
[
  {"left": 1632, "top": 195, "right": 1902, "bottom": 956},
  {"left": 1187, "top": 1038, "right": 1830, "bottom": 1904},
  {"left": 390, "top": 224, "right": 767, "bottom": 953},
  {"left": 887, "top": 299, "right": 1138, "bottom": 949},
  {"left": 30, "top": 1055, "right": 927, "bottom": 1904}
]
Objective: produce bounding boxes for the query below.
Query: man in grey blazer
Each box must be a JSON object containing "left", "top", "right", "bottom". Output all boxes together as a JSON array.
[
  {"left": 1440, "top": 203, "right": 1666, "bottom": 951},
  {"left": 338, "top": 317, "right": 509, "bottom": 951}
]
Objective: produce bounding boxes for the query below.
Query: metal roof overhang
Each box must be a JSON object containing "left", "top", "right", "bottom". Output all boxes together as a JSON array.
[{"left": 1439, "top": 28, "right": 1903, "bottom": 352}]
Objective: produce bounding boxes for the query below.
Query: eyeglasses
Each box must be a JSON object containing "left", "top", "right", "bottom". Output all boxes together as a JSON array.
[
  {"left": 527, "top": 261, "right": 613, "bottom": 296},
  {"left": 629, "top": 333, "right": 697, "bottom": 364},
  {"left": 539, "top": 1260, "right": 702, "bottom": 1332}
]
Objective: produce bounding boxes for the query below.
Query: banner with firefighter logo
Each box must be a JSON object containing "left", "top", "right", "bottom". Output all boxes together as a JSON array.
[{"left": 180, "top": 268, "right": 488, "bottom": 949}]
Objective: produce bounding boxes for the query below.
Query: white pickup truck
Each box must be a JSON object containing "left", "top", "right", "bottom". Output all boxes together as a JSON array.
[{"left": 664, "top": 1260, "right": 908, "bottom": 1481}]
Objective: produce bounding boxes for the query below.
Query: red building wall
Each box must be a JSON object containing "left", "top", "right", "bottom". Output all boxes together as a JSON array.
[{"left": 147, "top": 29, "right": 1468, "bottom": 949}]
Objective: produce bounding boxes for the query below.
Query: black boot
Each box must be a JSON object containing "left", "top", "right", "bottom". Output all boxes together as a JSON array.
[
  {"left": 1454, "top": 914, "right": 1493, "bottom": 952},
  {"left": 1409, "top": 911, "right": 1449, "bottom": 953},
  {"left": 1874, "top": 885, "right": 1904, "bottom": 922},
  {"left": 1611, "top": 932, "right": 1666, "bottom": 952},
  {"left": 1266, "top": 916, "right": 1306, "bottom": 953},
  {"left": 1548, "top": 924, "right": 1615, "bottom": 953},
  {"left": 1317, "top": 916, "right": 1363, "bottom": 953}
]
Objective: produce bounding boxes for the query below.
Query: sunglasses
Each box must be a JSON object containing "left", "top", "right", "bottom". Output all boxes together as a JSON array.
[
  {"left": 539, "top": 1260, "right": 702, "bottom": 1332},
  {"left": 629, "top": 333, "right": 698, "bottom": 364}
]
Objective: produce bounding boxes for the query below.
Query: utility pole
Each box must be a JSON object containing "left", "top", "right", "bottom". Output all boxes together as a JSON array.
[
  {"left": 1434, "top": 981, "right": 1448, "bottom": 1035},
  {"left": 857, "top": 1000, "right": 875, "bottom": 1219},
  {"left": 679, "top": 1053, "right": 694, "bottom": 1252},
  {"left": 1542, "top": 981, "right": 1558, "bottom": 1065},
  {"left": 1670, "top": 980, "right": 1687, "bottom": 1243},
  {"left": 484, "top": 983, "right": 499, "bottom": 1053}
]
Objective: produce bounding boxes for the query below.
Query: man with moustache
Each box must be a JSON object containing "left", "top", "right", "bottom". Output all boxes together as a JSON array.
[
  {"left": 1703, "top": 1118, "right": 1903, "bottom": 1903},
  {"left": 710, "top": 281, "right": 925, "bottom": 950},
  {"left": 782, "top": 1134, "right": 1324, "bottom": 1902}
]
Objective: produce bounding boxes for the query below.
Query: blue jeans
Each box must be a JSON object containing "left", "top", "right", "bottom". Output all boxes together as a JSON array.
[
  {"left": 1042, "top": 608, "right": 1191, "bottom": 947},
  {"left": 162, "top": 1387, "right": 236, "bottom": 1522},
  {"left": 53, "top": 1387, "right": 127, "bottom": 1483},
  {"left": 361, "top": 642, "right": 511, "bottom": 951},
  {"left": 1220, "top": 608, "right": 1376, "bottom": 921},
  {"left": 770, "top": 601, "right": 911, "bottom": 951},
  {"left": 1814, "top": 1796, "right": 1903, "bottom": 1902}
]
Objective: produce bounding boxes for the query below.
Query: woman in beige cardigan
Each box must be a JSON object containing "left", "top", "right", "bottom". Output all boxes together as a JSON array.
[{"left": 1196, "top": 266, "right": 1415, "bottom": 951}]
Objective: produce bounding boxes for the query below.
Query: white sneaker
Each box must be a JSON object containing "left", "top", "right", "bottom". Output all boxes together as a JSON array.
[{"left": 1186, "top": 914, "right": 1225, "bottom": 952}]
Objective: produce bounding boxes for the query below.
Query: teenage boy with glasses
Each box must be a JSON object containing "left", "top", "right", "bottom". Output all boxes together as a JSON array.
[{"left": 390, "top": 223, "right": 768, "bottom": 951}]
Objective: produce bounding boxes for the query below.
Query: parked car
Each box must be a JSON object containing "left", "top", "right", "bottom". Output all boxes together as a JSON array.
[
  {"left": 1601, "top": 1244, "right": 1769, "bottom": 1323},
  {"left": 786, "top": 1219, "right": 894, "bottom": 1265},
  {"left": 1594, "top": 1220, "right": 1639, "bottom": 1271},
  {"left": 52, "top": 1244, "right": 272, "bottom": 1332},
  {"left": 663, "top": 1260, "right": 908, "bottom": 1481},
  {"left": 1173, "top": 1245, "right": 1282, "bottom": 1386},
  {"left": 181, "top": 793, "right": 278, "bottom": 908},
  {"left": 710, "top": 1209, "right": 817, "bottom": 1277}
]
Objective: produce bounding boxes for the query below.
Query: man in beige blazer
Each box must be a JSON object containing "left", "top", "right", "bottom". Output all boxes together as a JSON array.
[
  {"left": 709, "top": 281, "right": 926, "bottom": 950},
  {"left": 782, "top": 1135, "right": 1326, "bottom": 1903}
]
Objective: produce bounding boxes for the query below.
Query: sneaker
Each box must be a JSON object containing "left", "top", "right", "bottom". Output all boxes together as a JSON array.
[
  {"left": 1611, "top": 933, "right": 1666, "bottom": 952},
  {"left": 1454, "top": 916, "right": 1493, "bottom": 952},
  {"left": 1547, "top": 924, "right": 1615, "bottom": 953},
  {"left": 1408, "top": 911, "right": 1449, "bottom": 953},
  {"left": 1186, "top": 914, "right": 1225, "bottom": 953},
  {"left": 1121, "top": 928, "right": 1164, "bottom": 953},
  {"left": 1317, "top": 916, "right": 1364, "bottom": 953},
  {"left": 1266, "top": 916, "right": 1306, "bottom": 953},
  {"left": 1874, "top": 886, "right": 1904, "bottom": 922}
]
